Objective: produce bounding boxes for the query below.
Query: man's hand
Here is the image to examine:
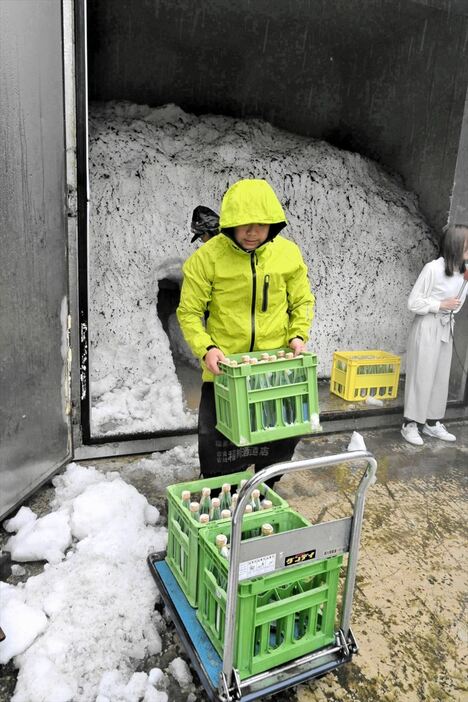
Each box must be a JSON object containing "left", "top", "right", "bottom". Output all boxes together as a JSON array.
[
  {"left": 289, "top": 337, "right": 306, "bottom": 356},
  {"left": 204, "top": 347, "right": 226, "bottom": 374},
  {"left": 439, "top": 297, "right": 460, "bottom": 311}
]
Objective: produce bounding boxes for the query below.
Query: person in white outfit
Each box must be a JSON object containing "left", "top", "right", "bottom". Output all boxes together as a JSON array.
[{"left": 401, "top": 225, "right": 468, "bottom": 446}]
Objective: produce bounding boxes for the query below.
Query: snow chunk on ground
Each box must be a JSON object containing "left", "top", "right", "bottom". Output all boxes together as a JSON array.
[
  {"left": 5, "top": 511, "right": 72, "bottom": 564},
  {"left": 70, "top": 479, "right": 148, "bottom": 539},
  {"left": 6, "top": 463, "right": 168, "bottom": 702},
  {"left": 143, "top": 690, "right": 168, "bottom": 702},
  {"left": 144, "top": 504, "right": 160, "bottom": 525},
  {"left": 3, "top": 506, "right": 36, "bottom": 532},
  {"left": 0, "top": 581, "right": 21, "bottom": 607},
  {"left": 0, "top": 599, "right": 48, "bottom": 664},
  {"left": 97, "top": 669, "right": 168, "bottom": 702},
  {"left": 123, "top": 671, "right": 149, "bottom": 700},
  {"left": 147, "top": 668, "right": 166, "bottom": 688},
  {"left": 167, "top": 657, "right": 193, "bottom": 689},
  {"left": 12, "top": 654, "right": 75, "bottom": 702}
]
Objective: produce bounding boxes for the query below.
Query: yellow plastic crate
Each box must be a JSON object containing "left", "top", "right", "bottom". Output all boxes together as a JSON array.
[{"left": 330, "top": 350, "right": 401, "bottom": 401}]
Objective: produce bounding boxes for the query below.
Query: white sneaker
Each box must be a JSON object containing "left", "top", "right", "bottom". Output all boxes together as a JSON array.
[
  {"left": 422, "top": 422, "right": 456, "bottom": 442},
  {"left": 401, "top": 422, "right": 424, "bottom": 446}
]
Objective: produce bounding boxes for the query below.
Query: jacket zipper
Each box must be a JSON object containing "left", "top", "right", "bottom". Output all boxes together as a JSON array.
[
  {"left": 262, "top": 274, "right": 270, "bottom": 312},
  {"left": 249, "top": 253, "right": 257, "bottom": 351}
]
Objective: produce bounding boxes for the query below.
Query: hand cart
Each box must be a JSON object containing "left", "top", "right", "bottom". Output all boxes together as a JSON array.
[{"left": 147, "top": 450, "right": 377, "bottom": 701}]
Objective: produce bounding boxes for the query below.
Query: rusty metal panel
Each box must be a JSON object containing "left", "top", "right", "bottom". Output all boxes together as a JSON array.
[{"left": 0, "top": 0, "right": 71, "bottom": 518}]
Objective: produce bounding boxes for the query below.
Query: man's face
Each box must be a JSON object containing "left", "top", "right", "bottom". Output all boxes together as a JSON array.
[{"left": 233, "top": 223, "right": 270, "bottom": 251}]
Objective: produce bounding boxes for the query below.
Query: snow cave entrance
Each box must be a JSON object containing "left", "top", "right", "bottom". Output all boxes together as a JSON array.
[{"left": 82, "top": 0, "right": 468, "bottom": 442}]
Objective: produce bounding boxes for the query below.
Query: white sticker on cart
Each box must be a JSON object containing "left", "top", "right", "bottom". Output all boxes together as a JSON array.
[{"left": 238, "top": 553, "right": 277, "bottom": 581}]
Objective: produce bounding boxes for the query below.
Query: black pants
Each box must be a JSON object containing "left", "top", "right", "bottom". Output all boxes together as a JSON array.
[{"left": 198, "top": 382, "right": 300, "bottom": 484}]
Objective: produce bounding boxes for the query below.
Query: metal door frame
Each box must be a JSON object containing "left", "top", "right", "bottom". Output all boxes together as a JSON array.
[
  {"left": 0, "top": 0, "right": 74, "bottom": 518},
  {"left": 68, "top": 0, "right": 468, "bottom": 461}
]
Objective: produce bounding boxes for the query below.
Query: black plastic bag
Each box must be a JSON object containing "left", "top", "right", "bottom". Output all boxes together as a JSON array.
[{"left": 190, "top": 205, "right": 220, "bottom": 243}]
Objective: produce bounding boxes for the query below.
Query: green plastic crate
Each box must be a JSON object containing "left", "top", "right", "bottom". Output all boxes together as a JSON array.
[
  {"left": 197, "top": 508, "right": 342, "bottom": 679},
  {"left": 166, "top": 469, "right": 289, "bottom": 607},
  {"left": 214, "top": 348, "right": 321, "bottom": 446}
]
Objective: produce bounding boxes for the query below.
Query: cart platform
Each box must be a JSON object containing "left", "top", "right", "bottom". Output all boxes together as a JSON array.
[
  {"left": 148, "top": 450, "right": 376, "bottom": 701},
  {"left": 148, "top": 551, "right": 353, "bottom": 702}
]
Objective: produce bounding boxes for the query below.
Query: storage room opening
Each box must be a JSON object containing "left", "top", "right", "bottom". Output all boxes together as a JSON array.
[{"left": 82, "top": 0, "right": 468, "bottom": 440}]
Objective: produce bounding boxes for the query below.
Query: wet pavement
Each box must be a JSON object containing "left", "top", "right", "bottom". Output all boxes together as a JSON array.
[
  {"left": 274, "top": 422, "right": 467, "bottom": 702},
  {"left": 1, "top": 421, "right": 467, "bottom": 701}
]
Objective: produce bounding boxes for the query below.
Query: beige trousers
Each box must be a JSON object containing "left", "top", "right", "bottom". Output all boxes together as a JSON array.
[{"left": 404, "top": 313, "right": 453, "bottom": 424}]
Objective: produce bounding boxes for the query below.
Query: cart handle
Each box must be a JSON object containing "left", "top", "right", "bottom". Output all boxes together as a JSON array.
[{"left": 220, "top": 450, "right": 377, "bottom": 695}]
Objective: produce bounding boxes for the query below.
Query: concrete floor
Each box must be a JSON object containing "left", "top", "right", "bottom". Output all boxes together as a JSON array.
[
  {"left": 274, "top": 422, "right": 468, "bottom": 702},
  {"left": 1, "top": 421, "right": 467, "bottom": 701}
]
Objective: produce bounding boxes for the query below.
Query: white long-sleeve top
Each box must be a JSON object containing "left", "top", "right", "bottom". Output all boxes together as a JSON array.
[{"left": 408, "top": 257, "right": 468, "bottom": 315}]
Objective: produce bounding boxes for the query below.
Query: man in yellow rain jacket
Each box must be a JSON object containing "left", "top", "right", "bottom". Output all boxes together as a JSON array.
[{"left": 177, "top": 179, "right": 315, "bottom": 478}]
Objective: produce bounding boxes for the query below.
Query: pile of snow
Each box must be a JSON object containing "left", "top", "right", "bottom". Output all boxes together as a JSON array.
[
  {"left": 0, "top": 462, "right": 179, "bottom": 702},
  {"left": 122, "top": 442, "right": 199, "bottom": 489},
  {"left": 88, "top": 101, "right": 437, "bottom": 436}
]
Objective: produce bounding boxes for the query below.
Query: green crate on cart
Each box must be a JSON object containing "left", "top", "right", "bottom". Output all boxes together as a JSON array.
[
  {"left": 214, "top": 348, "right": 321, "bottom": 447},
  {"left": 197, "top": 508, "right": 343, "bottom": 679},
  {"left": 166, "top": 469, "right": 289, "bottom": 607}
]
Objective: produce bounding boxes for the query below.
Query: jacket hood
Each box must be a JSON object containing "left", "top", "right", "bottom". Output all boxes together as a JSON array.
[{"left": 219, "top": 179, "right": 287, "bottom": 232}]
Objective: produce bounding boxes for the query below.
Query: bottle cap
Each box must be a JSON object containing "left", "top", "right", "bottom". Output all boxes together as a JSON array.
[
  {"left": 262, "top": 499, "right": 273, "bottom": 509},
  {"left": 181, "top": 490, "right": 191, "bottom": 501},
  {"left": 230, "top": 360, "right": 238, "bottom": 367},
  {"left": 285, "top": 352, "right": 294, "bottom": 359},
  {"left": 261, "top": 353, "right": 269, "bottom": 361},
  {"left": 215, "top": 534, "right": 228, "bottom": 548},
  {"left": 251, "top": 489, "right": 260, "bottom": 499},
  {"left": 277, "top": 350, "right": 286, "bottom": 358},
  {"left": 201, "top": 487, "right": 211, "bottom": 497},
  {"left": 189, "top": 501, "right": 200, "bottom": 513},
  {"left": 241, "top": 355, "right": 250, "bottom": 363},
  {"left": 222, "top": 483, "right": 231, "bottom": 493},
  {"left": 269, "top": 354, "right": 277, "bottom": 361},
  {"left": 199, "top": 514, "right": 210, "bottom": 524},
  {"left": 211, "top": 497, "right": 220, "bottom": 507},
  {"left": 244, "top": 504, "right": 253, "bottom": 513},
  {"left": 249, "top": 357, "right": 258, "bottom": 364},
  {"left": 261, "top": 523, "right": 274, "bottom": 536},
  {"left": 221, "top": 509, "right": 231, "bottom": 519}
]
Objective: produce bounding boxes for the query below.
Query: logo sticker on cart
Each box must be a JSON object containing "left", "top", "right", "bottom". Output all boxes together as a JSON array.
[
  {"left": 284, "top": 549, "right": 316, "bottom": 566},
  {"left": 238, "top": 554, "right": 276, "bottom": 580}
]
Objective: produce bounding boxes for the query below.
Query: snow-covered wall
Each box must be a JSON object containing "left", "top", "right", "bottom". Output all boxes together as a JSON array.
[{"left": 88, "top": 101, "right": 437, "bottom": 436}]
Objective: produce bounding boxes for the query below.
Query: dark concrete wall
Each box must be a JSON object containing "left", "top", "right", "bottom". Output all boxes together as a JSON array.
[
  {"left": 448, "top": 89, "right": 468, "bottom": 401},
  {"left": 450, "top": 89, "right": 468, "bottom": 227},
  {"left": 88, "top": 0, "right": 346, "bottom": 136},
  {"left": 338, "top": 15, "right": 468, "bottom": 233},
  {"left": 88, "top": 0, "right": 468, "bottom": 233}
]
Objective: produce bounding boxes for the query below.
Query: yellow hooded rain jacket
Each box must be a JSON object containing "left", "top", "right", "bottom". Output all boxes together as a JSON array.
[{"left": 177, "top": 180, "right": 315, "bottom": 381}]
